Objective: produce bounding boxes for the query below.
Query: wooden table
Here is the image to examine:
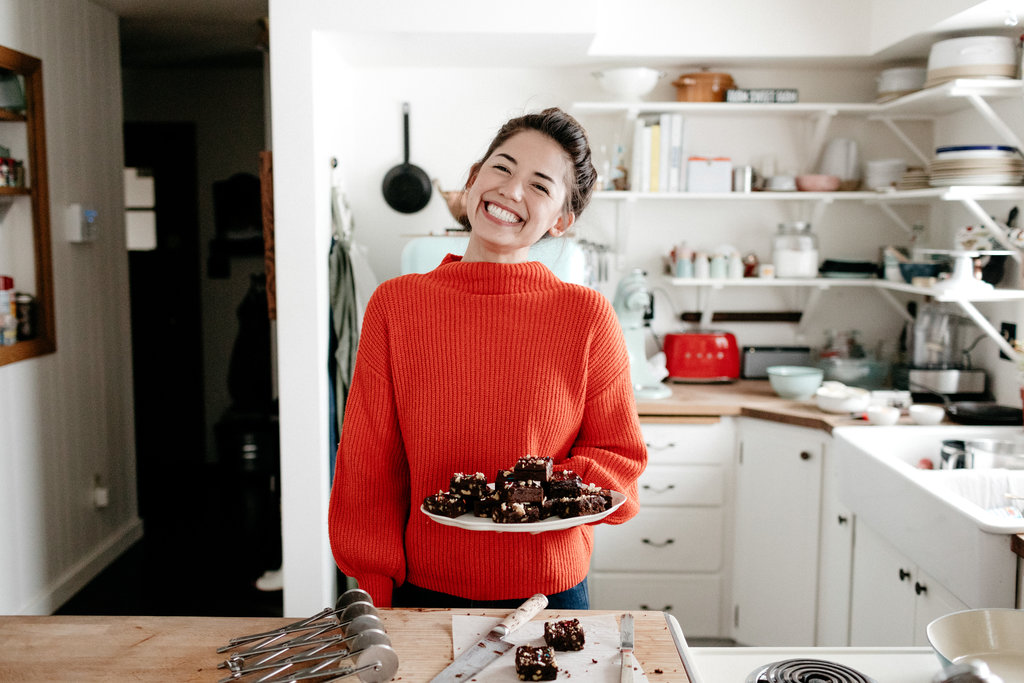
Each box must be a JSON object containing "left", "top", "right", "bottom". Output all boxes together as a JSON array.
[{"left": 0, "top": 609, "right": 692, "bottom": 682}]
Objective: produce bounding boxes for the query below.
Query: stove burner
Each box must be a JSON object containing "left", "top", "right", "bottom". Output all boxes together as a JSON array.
[{"left": 746, "top": 658, "right": 879, "bottom": 683}]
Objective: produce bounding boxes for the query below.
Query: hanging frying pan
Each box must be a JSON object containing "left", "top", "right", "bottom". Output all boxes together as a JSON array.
[{"left": 382, "top": 102, "right": 431, "bottom": 214}]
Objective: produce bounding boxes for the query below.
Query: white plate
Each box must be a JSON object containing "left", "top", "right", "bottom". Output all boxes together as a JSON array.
[{"left": 421, "top": 490, "right": 626, "bottom": 534}]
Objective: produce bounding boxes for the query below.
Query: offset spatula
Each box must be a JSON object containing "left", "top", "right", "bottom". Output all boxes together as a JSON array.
[
  {"left": 429, "top": 593, "right": 548, "bottom": 683},
  {"left": 620, "top": 613, "right": 636, "bottom": 683}
]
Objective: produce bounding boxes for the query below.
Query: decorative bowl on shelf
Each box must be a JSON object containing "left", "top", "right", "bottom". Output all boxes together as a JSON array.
[
  {"left": 795, "top": 174, "right": 841, "bottom": 192},
  {"left": 898, "top": 262, "right": 943, "bottom": 283},
  {"left": 592, "top": 67, "right": 664, "bottom": 100},
  {"left": 767, "top": 365, "right": 824, "bottom": 400}
]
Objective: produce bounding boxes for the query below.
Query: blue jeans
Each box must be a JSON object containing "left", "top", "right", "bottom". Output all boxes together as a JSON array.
[{"left": 393, "top": 577, "right": 589, "bottom": 609}]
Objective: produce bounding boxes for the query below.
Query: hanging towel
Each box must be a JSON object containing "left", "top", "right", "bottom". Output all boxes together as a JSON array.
[{"left": 328, "top": 185, "right": 359, "bottom": 476}]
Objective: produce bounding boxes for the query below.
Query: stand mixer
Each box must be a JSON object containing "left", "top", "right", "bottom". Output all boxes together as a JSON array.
[{"left": 613, "top": 268, "right": 671, "bottom": 400}]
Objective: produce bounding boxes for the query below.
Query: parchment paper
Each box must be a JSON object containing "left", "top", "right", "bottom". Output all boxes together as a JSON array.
[{"left": 451, "top": 613, "right": 648, "bottom": 682}]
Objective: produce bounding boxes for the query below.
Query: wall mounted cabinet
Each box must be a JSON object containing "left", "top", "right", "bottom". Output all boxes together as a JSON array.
[{"left": 0, "top": 45, "right": 54, "bottom": 366}]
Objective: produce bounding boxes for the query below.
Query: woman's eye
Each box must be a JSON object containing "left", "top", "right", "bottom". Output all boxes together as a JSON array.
[
  {"left": 492, "top": 164, "right": 511, "bottom": 174},
  {"left": 533, "top": 183, "right": 550, "bottom": 195}
]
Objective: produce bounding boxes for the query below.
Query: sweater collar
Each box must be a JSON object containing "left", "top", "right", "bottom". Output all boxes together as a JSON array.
[{"left": 430, "top": 253, "right": 561, "bottom": 294}]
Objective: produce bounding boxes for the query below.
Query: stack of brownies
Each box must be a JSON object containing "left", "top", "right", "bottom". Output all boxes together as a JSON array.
[{"left": 422, "top": 455, "right": 613, "bottom": 524}]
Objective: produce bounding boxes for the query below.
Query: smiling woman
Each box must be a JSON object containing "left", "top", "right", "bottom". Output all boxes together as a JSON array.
[{"left": 327, "top": 107, "right": 647, "bottom": 610}]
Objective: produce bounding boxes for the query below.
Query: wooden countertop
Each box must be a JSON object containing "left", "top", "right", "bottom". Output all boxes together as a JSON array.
[
  {"left": 634, "top": 379, "right": 897, "bottom": 433},
  {"left": 0, "top": 609, "right": 691, "bottom": 682}
]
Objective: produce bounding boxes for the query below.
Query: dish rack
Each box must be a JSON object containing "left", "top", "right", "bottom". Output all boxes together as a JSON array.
[{"left": 215, "top": 588, "right": 398, "bottom": 682}]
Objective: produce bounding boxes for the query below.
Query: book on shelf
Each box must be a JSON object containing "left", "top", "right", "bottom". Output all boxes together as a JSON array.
[{"left": 629, "top": 113, "right": 685, "bottom": 193}]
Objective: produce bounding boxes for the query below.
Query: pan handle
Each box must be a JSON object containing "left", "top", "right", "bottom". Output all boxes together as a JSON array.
[{"left": 402, "top": 102, "right": 411, "bottom": 164}]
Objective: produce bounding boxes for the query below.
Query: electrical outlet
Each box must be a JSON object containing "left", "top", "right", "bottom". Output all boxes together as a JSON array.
[{"left": 1000, "top": 322, "right": 1017, "bottom": 361}]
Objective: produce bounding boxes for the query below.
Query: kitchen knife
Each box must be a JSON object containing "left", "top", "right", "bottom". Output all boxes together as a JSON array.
[
  {"left": 620, "top": 613, "right": 635, "bottom": 683},
  {"left": 429, "top": 593, "right": 548, "bottom": 683}
]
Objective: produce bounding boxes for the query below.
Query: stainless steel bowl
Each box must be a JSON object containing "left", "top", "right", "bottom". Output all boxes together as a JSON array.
[{"left": 965, "top": 438, "right": 1024, "bottom": 470}]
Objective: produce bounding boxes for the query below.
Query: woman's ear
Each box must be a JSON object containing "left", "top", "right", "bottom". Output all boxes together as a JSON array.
[
  {"left": 465, "top": 163, "right": 481, "bottom": 190},
  {"left": 548, "top": 211, "right": 575, "bottom": 238}
]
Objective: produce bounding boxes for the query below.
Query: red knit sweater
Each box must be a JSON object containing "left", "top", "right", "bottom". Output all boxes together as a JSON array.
[{"left": 328, "top": 254, "right": 647, "bottom": 606}]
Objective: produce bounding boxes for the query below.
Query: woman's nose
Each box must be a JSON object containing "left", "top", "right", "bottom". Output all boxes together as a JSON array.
[{"left": 499, "top": 176, "right": 523, "bottom": 201}]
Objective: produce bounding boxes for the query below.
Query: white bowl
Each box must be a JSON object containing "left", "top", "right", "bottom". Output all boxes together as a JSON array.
[
  {"left": 910, "top": 404, "right": 945, "bottom": 425},
  {"left": 593, "top": 67, "right": 664, "bottom": 100},
  {"left": 877, "top": 66, "right": 926, "bottom": 98},
  {"left": 928, "top": 35, "right": 1017, "bottom": 71},
  {"left": 815, "top": 382, "right": 870, "bottom": 414},
  {"left": 866, "top": 405, "right": 901, "bottom": 425}
]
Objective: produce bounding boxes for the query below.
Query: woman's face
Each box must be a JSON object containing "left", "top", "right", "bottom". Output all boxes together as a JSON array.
[{"left": 462, "top": 129, "right": 575, "bottom": 263}]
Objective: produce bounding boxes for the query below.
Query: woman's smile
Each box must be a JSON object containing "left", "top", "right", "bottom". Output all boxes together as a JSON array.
[{"left": 484, "top": 201, "right": 524, "bottom": 225}]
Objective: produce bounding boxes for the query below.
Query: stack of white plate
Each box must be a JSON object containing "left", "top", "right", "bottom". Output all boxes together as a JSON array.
[
  {"left": 928, "top": 145, "right": 1024, "bottom": 186},
  {"left": 864, "top": 158, "right": 907, "bottom": 190},
  {"left": 897, "top": 167, "right": 930, "bottom": 190}
]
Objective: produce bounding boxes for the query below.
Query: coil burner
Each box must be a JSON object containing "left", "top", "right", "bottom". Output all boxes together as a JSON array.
[{"left": 746, "top": 658, "right": 879, "bottom": 683}]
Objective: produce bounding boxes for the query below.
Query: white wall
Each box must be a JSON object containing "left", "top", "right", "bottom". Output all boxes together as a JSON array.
[{"left": 0, "top": 0, "right": 139, "bottom": 614}]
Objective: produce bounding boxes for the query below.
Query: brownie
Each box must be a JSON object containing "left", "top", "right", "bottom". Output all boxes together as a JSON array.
[
  {"left": 449, "top": 472, "right": 488, "bottom": 499},
  {"left": 581, "top": 483, "right": 613, "bottom": 510},
  {"left": 546, "top": 470, "right": 582, "bottom": 499},
  {"left": 495, "top": 468, "right": 515, "bottom": 489},
  {"left": 472, "top": 491, "right": 501, "bottom": 518},
  {"left": 544, "top": 618, "right": 585, "bottom": 651},
  {"left": 505, "top": 479, "right": 544, "bottom": 504},
  {"left": 515, "top": 645, "right": 558, "bottom": 681},
  {"left": 540, "top": 499, "right": 558, "bottom": 519},
  {"left": 513, "top": 455, "right": 553, "bottom": 483},
  {"left": 422, "top": 491, "right": 468, "bottom": 518},
  {"left": 545, "top": 497, "right": 575, "bottom": 518},
  {"left": 491, "top": 502, "right": 540, "bottom": 524},
  {"left": 553, "top": 494, "right": 606, "bottom": 518}
]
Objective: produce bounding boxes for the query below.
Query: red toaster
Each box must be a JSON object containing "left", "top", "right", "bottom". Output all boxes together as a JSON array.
[{"left": 664, "top": 330, "right": 741, "bottom": 383}]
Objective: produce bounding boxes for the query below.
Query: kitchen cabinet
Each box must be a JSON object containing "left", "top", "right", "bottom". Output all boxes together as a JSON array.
[
  {"left": 590, "top": 419, "right": 735, "bottom": 638},
  {"left": 815, "top": 434, "right": 855, "bottom": 647},
  {"left": 731, "top": 419, "right": 826, "bottom": 646},
  {"left": 0, "top": 45, "right": 54, "bottom": 366},
  {"left": 573, "top": 80, "right": 1024, "bottom": 358},
  {"left": 849, "top": 522, "right": 968, "bottom": 646}
]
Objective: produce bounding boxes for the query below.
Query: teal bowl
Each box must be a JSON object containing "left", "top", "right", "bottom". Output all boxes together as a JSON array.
[{"left": 767, "top": 365, "right": 824, "bottom": 400}]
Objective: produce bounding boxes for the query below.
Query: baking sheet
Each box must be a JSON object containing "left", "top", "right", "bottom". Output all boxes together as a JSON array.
[{"left": 451, "top": 613, "right": 648, "bottom": 682}]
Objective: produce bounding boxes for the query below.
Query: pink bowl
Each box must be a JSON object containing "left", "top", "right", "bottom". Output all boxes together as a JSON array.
[{"left": 796, "top": 174, "right": 841, "bottom": 192}]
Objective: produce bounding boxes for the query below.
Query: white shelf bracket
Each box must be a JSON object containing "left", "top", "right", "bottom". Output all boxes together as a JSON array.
[
  {"left": 874, "top": 201, "right": 915, "bottom": 234},
  {"left": 809, "top": 197, "right": 833, "bottom": 228},
  {"left": 873, "top": 115, "right": 930, "bottom": 167},
  {"left": 698, "top": 285, "right": 716, "bottom": 327},
  {"left": 613, "top": 196, "right": 636, "bottom": 270},
  {"left": 795, "top": 284, "right": 827, "bottom": 336},
  {"left": 964, "top": 93, "right": 1024, "bottom": 154},
  {"left": 951, "top": 298, "right": 1021, "bottom": 362},
  {"left": 955, "top": 196, "right": 1023, "bottom": 262}
]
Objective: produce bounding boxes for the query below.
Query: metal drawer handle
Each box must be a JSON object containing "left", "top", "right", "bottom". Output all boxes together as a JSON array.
[
  {"left": 800, "top": 450, "right": 812, "bottom": 460},
  {"left": 837, "top": 515, "right": 849, "bottom": 525},
  {"left": 915, "top": 582, "right": 927, "bottom": 596},
  {"left": 639, "top": 604, "right": 673, "bottom": 611},
  {"left": 641, "top": 484, "right": 676, "bottom": 494},
  {"left": 644, "top": 442, "right": 678, "bottom": 450},
  {"left": 899, "top": 568, "right": 911, "bottom": 582},
  {"left": 642, "top": 538, "right": 675, "bottom": 548}
]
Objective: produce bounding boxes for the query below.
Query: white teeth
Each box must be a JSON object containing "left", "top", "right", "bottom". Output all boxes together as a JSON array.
[{"left": 486, "top": 203, "right": 521, "bottom": 223}]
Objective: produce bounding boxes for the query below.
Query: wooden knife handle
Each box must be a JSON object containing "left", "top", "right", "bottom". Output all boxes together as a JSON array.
[{"left": 498, "top": 594, "right": 548, "bottom": 635}]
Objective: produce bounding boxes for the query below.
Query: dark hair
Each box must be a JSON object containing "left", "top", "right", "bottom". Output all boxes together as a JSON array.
[{"left": 459, "top": 107, "right": 596, "bottom": 230}]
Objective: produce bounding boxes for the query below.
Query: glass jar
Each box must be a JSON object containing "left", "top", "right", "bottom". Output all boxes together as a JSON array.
[{"left": 772, "top": 221, "right": 819, "bottom": 278}]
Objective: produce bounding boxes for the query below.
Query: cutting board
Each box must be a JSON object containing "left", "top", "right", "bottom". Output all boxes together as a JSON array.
[{"left": 0, "top": 609, "right": 690, "bottom": 682}]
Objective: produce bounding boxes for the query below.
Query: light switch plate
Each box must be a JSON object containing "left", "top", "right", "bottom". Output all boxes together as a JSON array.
[{"left": 66, "top": 203, "right": 98, "bottom": 243}]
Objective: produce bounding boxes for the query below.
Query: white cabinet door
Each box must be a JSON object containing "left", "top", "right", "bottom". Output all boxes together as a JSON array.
[
  {"left": 816, "top": 440, "right": 854, "bottom": 646},
  {"left": 912, "top": 566, "right": 969, "bottom": 647},
  {"left": 732, "top": 420, "right": 825, "bottom": 646},
  {"left": 589, "top": 572, "right": 723, "bottom": 636},
  {"left": 850, "top": 522, "right": 916, "bottom": 645}
]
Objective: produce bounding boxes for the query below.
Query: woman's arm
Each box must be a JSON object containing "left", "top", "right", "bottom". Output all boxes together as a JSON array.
[
  {"left": 564, "top": 299, "right": 648, "bottom": 524},
  {"left": 327, "top": 293, "right": 409, "bottom": 606}
]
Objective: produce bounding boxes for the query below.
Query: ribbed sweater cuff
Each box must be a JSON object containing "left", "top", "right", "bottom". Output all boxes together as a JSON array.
[{"left": 357, "top": 574, "right": 394, "bottom": 607}]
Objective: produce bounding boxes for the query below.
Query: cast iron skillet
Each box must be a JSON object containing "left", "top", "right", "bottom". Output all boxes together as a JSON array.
[
  {"left": 945, "top": 401, "right": 1023, "bottom": 426},
  {"left": 382, "top": 102, "right": 431, "bottom": 214}
]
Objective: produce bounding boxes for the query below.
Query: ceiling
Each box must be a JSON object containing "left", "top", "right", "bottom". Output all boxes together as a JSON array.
[{"left": 90, "top": 0, "right": 268, "bottom": 68}]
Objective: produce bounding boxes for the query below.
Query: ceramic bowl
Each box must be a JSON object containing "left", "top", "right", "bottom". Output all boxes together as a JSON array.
[
  {"left": 767, "top": 366, "right": 824, "bottom": 400},
  {"left": 909, "top": 404, "right": 945, "bottom": 425},
  {"left": 867, "top": 405, "right": 901, "bottom": 425},
  {"left": 593, "top": 67, "right": 664, "bottom": 100},
  {"left": 899, "top": 262, "right": 942, "bottom": 283},
  {"left": 927, "top": 608, "right": 1024, "bottom": 673},
  {"left": 815, "top": 382, "right": 871, "bottom": 414},
  {"left": 795, "top": 174, "right": 841, "bottom": 192}
]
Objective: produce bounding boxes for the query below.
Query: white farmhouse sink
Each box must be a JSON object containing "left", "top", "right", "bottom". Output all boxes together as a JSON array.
[{"left": 833, "top": 425, "right": 1024, "bottom": 608}]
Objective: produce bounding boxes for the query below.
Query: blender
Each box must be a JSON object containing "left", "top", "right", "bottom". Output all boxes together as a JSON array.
[{"left": 896, "top": 301, "right": 987, "bottom": 398}]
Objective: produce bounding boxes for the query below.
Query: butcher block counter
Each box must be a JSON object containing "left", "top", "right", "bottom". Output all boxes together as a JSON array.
[
  {"left": 635, "top": 379, "right": 925, "bottom": 433},
  {"left": 0, "top": 609, "right": 694, "bottom": 682}
]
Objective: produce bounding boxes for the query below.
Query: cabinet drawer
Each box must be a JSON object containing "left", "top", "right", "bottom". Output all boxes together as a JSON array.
[
  {"left": 639, "top": 464, "right": 723, "bottom": 506},
  {"left": 590, "top": 572, "right": 723, "bottom": 637},
  {"left": 640, "top": 421, "right": 734, "bottom": 465},
  {"left": 592, "top": 508, "right": 722, "bottom": 572}
]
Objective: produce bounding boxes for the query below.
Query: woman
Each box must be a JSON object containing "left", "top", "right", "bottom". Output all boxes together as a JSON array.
[{"left": 328, "top": 107, "right": 647, "bottom": 609}]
